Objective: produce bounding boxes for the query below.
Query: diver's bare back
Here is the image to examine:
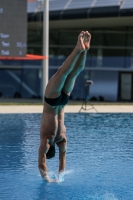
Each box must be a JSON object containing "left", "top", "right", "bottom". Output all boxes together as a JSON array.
[{"left": 40, "top": 102, "right": 65, "bottom": 144}]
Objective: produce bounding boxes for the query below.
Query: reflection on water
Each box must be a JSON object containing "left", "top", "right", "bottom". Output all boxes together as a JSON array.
[
  {"left": 0, "top": 113, "right": 133, "bottom": 200},
  {"left": 0, "top": 114, "right": 41, "bottom": 171},
  {"left": 0, "top": 114, "right": 26, "bottom": 171}
]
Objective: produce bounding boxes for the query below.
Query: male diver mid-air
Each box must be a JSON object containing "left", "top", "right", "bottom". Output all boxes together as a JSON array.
[{"left": 38, "top": 31, "right": 91, "bottom": 182}]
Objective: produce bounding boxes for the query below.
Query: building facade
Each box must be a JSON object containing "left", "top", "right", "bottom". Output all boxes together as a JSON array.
[{"left": 0, "top": 0, "right": 133, "bottom": 101}]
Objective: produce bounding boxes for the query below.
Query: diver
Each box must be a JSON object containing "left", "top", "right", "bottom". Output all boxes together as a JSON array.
[{"left": 38, "top": 31, "right": 91, "bottom": 182}]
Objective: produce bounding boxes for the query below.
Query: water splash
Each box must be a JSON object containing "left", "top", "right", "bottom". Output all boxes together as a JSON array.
[
  {"left": 102, "top": 192, "right": 118, "bottom": 200},
  {"left": 80, "top": 192, "right": 119, "bottom": 200},
  {"left": 48, "top": 170, "right": 73, "bottom": 183}
]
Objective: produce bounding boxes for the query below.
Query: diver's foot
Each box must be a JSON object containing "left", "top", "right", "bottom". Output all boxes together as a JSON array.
[
  {"left": 76, "top": 31, "right": 86, "bottom": 52},
  {"left": 75, "top": 31, "right": 91, "bottom": 52},
  {"left": 84, "top": 31, "right": 91, "bottom": 50}
]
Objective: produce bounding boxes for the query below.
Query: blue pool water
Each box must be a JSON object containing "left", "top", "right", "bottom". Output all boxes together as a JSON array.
[{"left": 0, "top": 113, "right": 133, "bottom": 200}]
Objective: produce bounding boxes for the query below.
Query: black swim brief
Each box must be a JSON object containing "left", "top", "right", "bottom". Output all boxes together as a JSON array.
[{"left": 45, "top": 91, "right": 69, "bottom": 106}]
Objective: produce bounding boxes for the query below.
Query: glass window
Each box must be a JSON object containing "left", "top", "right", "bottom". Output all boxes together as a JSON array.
[
  {"left": 125, "top": 49, "right": 133, "bottom": 68},
  {"left": 27, "top": 29, "right": 42, "bottom": 55},
  {"left": 91, "top": 30, "right": 126, "bottom": 47},
  {"left": 58, "top": 30, "right": 79, "bottom": 46},
  {"left": 27, "top": 28, "right": 133, "bottom": 69},
  {"left": 49, "top": 31, "right": 59, "bottom": 45},
  {"left": 127, "top": 29, "right": 133, "bottom": 47},
  {"left": 88, "top": 48, "right": 125, "bottom": 68},
  {"left": 22, "top": 69, "right": 41, "bottom": 98},
  {"left": 0, "top": 69, "right": 22, "bottom": 98}
]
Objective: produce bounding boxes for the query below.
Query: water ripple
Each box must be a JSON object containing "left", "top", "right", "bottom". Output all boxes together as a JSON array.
[{"left": 0, "top": 113, "right": 133, "bottom": 200}]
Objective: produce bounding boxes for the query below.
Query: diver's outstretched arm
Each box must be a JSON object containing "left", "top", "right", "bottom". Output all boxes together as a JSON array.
[
  {"left": 38, "top": 138, "right": 57, "bottom": 182},
  {"left": 56, "top": 137, "right": 67, "bottom": 173}
]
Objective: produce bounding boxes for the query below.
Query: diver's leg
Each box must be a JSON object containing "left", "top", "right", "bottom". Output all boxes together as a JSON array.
[
  {"left": 62, "top": 32, "right": 91, "bottom": 95},
  {"left": 45, "top": 31, "right": 86, "bottom": 98},
  {"left": 62, "top": 51, "right": 87, "bottom": 95}
]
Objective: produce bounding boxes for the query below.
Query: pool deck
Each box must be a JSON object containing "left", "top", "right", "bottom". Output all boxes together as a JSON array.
[{"left": 0, "top": 101, "right": 133, "bottom": 114}]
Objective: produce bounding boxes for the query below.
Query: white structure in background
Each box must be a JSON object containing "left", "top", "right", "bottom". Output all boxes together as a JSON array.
[
  {"left": 34, "top": 0, "right": 49, "bottom": 101},
  {"left": 42, "top": 0, "right": 49, "bottom": 102}
]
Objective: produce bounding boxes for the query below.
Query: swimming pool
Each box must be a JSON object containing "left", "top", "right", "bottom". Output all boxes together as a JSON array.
[{"left": 0, "top": 113, "right": 133, "bottom": 200}]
